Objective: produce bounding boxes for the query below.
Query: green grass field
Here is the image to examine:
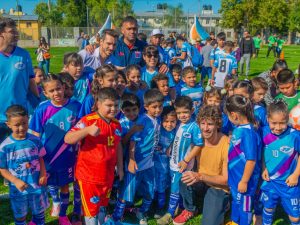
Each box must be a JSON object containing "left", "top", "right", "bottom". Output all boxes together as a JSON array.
[{"left": 0, "top": 45, "right": 299, "bottom": 224}]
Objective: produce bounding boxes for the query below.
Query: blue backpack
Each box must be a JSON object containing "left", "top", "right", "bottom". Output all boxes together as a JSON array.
[{"left": 190, "top": 46, "right": 203, "bottom": 67}]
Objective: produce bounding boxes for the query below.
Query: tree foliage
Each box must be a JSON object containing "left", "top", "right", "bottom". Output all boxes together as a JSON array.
[
  {"left": 163, "top": 4, "right": 185, "bottom": 28},
  {"left": 34, "top": 2, "right": 63, "bottom": 26},
  {"left": 57, "top": 0, "right": 87, "bottom": 27}
]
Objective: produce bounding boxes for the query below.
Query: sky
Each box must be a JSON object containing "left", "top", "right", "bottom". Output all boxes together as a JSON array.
[{"left": 0, "top": 0, "right": 221, "bottom": 15}]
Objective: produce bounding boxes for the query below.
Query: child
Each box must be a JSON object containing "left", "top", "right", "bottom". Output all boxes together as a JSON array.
[
  {"left": 224, "top": 95, "right": 261, "bottom": 225},
  {"left": 79, "top": 64, "right": 118, "bottom": 118},
  {"left": 200, "top": 37, "right": 213, "bottom": 84},
  {"left": 211, "top": 41, "right": 238, "bottom": 88},
  {"left": 116, "top": 70, "right": 127, "bottom": 97},
  {"left": 0, "top": 105, "right": 48, "bottom": 225},
  {"left": 210, "top": 32, "right": 226, "bottom": 67},
  {"left": 224, "top": 76, "right": 237, "bottom": 98},
  {"left": 253, "top": 34, "right": 262, "bottom": 57},
  {"left": 59, "top": 72, "right": 75, "bottom": 98},
  {"left": 261, "top": 100, "right": 300, "bottom": 225},
  {"left": 172, "top": 36, "right": 192, "bottom": 68},
  {"left": 164, "top": 38, "right": 176, "bottom": 67},
  {"left": 275, "top": 69, "right": 300, "bottom": 112},
  {"left": 113, "top": 89, "right": 164, "bottom": 225},
  {"left": 29, "top": 74, "right": 81, "bottom": 225},
  {"left": 63, "top": 52, "right": 92, "bottom": 104},
  {"left": 152, "top": 74, "right": 174, "bottom": 107},
  {"left": 157, "top": 96, "right": 203, "bottom": 225},
  {"left": 233, "top": 40, "right": 241, "bottom": 62},
  {"left": 177, "top": 66, "right": 204, "bottom": 117},
  {"left": 34, "top": 66, "right": 46, "bottom": 95},
  {"left": 154, "top": 106, "right": 177, "bottom": 218},
  {"left": 64, "top": 87, "right": 123, "bottom": 225},
  {"left": 170, "top": 63, "right": 184, "bottom": 95}
]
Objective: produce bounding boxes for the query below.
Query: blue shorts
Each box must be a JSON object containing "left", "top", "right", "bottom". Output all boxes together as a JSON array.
[
  {"left": 154, "top": 154, "right": 170, "bottom": 193},
  {"left": 201, "top": 66, "right": 212, "bottom": 80},
  {"left": 261, "top": 190, "right": 300, "bottom": 218},
  {"left": 170, "top": 170, "right": 182, "bottom": 194},
  {"left": 47, "top": 167, "right": 74, "bottom": 187},
  {"left": 10, "top": 190, "right": 49, "bottom": 218},
  {"left": 119, "top": 167, "right": 155, "bottom": 203},
  {"left": 231, "top": 191, "right": 253, "bottom": 225}
]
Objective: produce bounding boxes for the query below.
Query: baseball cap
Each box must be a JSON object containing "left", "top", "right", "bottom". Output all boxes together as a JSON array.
[{"left": 151, "top": 29, "right": 164, "bottom": 37}]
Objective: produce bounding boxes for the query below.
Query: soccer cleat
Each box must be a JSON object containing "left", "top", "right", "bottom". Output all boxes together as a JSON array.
[
  {"left": 156, "top": 212, "right": 172, "bottom": 225},
  {"left": 59, "top": 216, "right": 72, "bottom": 225},
  {"left": 135, "top": 210, "right": 148, "bottom": 225},
  {"left": 50, "top": 203, "right": 60, "bottom": 217},
  {"left": 172, "top": 210, "right": 194, "bottom": 225}
]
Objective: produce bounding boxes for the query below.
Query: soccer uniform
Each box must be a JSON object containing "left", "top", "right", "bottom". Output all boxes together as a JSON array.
[
  {"left": 275, "top": 91, "right": 300, "bottom": 112},
  {"left": 254, "top": 104, "right": 268, "bottom": 129},
  {"left": 72, "top": 72, "right": 92, "bottom": 104},
  {"left": 141, "top": 66, "right": 175, "bottom": 88},
  {"left": 228, "top": 124, "right": 261, "bottom": 225},
  {"left": 163, "top": 95, "right": 173, "bottom": 107},
  {"left": 213, "top": 53, "right": 238, "bottom": 88},
  {"left": 261, "top": 126, "right": 300, "bottom": 218},
  {"left": 221, "top": 112, "right": 234, "bottom": 135},
  {"left": 124, "top": 87, "right": 147, "bottom": 114},
  {"left": 180, "top": 42, "right": 192, "bottom": 68},
  {"left": 0, "top": 134, "right": 49, "bottom": 218},
  {"left": 29, "top": 99, "right": 81, "bottom": 186},
  {"left": 178, "top": 83, "right": 204, "bottom": 117},
  {"left": 71, "top": 112, "right": 122, "bottom": 217}
]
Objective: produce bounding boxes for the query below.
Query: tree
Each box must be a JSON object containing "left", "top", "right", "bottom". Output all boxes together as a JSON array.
[
  {"left": 113, "top": 0, "right": 135, "bottom": 27},
  {"left": 57, "top": 0, "right": 87, "bottom": 27},
  {"left": 219, "top": 0, "right": 244, "bottom": 33},
  {"left": 34, "top": 2, "right": 63, "bottom": 26},
  {"left": 163, "top": 4, "right": 185, "bottom": 29}
]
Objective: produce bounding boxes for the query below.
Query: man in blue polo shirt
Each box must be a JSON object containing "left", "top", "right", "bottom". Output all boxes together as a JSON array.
[{"left": 0, "top": 18, "right": 38, "bottom": 143}]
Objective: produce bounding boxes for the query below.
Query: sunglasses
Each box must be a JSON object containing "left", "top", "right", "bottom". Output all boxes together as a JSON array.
[{"left": 146, "top": 53, "right": 158, "bottom": 58}]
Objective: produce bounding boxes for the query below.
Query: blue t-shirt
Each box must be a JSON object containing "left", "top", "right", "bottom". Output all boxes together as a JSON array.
[
  {"left": 79, "top": 94, "right": 94, "bottom": 118},
  {"left": 210, "top": 47, "right": 225, "bottom": 61},
  {"left": 29, "top": 99, "right": 81, "bottom": 172},
  {"left": 261, "top": 126, "right": 300, "bottom": 197},
  {"left": 131, "top": 114, "right": 161, "bottom": 171},
  {"left": 0, "top": 133, "right": 46, "bottom": 196},
  {"left": 164, "top": 47, "right": 176, "bottom": 66},
  {"left": 0, "top": 47, "right": 34, "bottom": 123},
  {"left": 254, "top": 104, "right": 268, "bottom": 128},
  {"left": 72, "top": 72, "right": 92, "bottom": 104},
  {"left": 124, "top": 87, "right": 147, "bottom": 114},
  {"left": 141, "top": 66, "right": 175, "bottom": 88},
  {"left": 170, "top": 120, "right": 203, "bottom": 172},
  {"left": 163, "top": 95, "right": 173, "bottom": 107},
  {"left": 228, "top": 124, "right": 261, "bottom": 196}
]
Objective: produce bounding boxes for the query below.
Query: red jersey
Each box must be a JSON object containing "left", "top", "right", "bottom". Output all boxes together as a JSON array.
[{"left": 71, "top": 112, "right": 122, "bottom": 185}]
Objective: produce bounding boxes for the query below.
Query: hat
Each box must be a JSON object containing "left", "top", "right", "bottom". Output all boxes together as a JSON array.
[{"left": 151, "top": 29, "right": 164, "bottom": 37}]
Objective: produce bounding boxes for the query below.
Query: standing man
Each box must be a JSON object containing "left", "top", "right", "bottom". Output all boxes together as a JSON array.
[
  {"left": 150, "top": 28, "right": 166, "bottom": 64},
  {"left": 77, "top": 31, "right": 85, "bottom": 50},
  {"left": 0, "top": 18, "right": 38, "bottom": 143},
  {"left": 253, "top": 33, "right": 262, "bottom": 58},
  {"left": 239, "top": 31, "right": 255, "bottom": 78},
  {"left": 266, "top": 33, "right": 277, "bottom": 58}
]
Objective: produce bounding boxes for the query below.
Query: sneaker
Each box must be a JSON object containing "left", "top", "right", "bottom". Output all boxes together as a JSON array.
[
  {"left": 156, "top": 213, "right": 172, "bottom": 225},
  {"left": 59, "top": 216, "right": 72, "bottom": 225},
  {"left": 173, "top": 210, "right": 194, "bottom": 225},
  {"left": 50, "top": 204, "right": 60, "bottom": 217},
  {"left": 135, "top": 210, "right": 148, "bottom": 225},
  {"left": 71, "top": 213, "right": 82, "bottom": 225}
]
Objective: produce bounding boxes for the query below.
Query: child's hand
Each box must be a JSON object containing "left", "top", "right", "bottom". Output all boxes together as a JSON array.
[
  {"left": 178, "top": 160, "right": 188, "bottom": 173},
  {"left": 238, "top": 181, "right": 248, "bottom": 193},
  {"left": 262, "top": 168, "right": 270, "bottom": 181},
  {"left": 128, "top": 159, "right": 138, "bottom": 174},
  {"left": 88, "top": 121, "right": 100, "bottom": 136},
  {"left": 286, "top": 173, "right": 299, "bottom": 187},
  {"left": 130, "top": 125, "right": 144, "bottom": 133},
  {"left": 209, "top": 79, "right": 215, "bottom": 86},
  {"left": 39, "top": 174, "right": 47, "bottom": 186},
  {"left": 14, "top": 179, "right": 28, "bottom": 192}
]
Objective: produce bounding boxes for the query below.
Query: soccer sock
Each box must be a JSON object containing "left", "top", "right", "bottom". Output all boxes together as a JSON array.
[
  {"left": 84, "top": 216, "right": 98, "bottom": 225},
  {"left": 97, "top": 207, "right": 106, "bottom": 225},
  {"left": 73, "top": 182, "right": 82, "bottom": 215},
  {"left": 112, "top": 199, "right": 126, "bottom": 221},
  {"left": 32, "top": 212, "right": 45, "bottom": 225},
  {"left": 59, "top": 192, "right": 70, "bottom": 217},
  {"left": 262, "top": 208, "right": 274, "bottom": 225},
  {"left": 167, "top": 192, "right": 180, "bottom": 217},
  {"left": 239, "top": 210, "right": 252, "bottom": 225},
  {"left": 157, "top": 192, "right": 166, "bottom": 209},
  {"left": 48, "top": 185, "right": 60, "bottom": 203},
  {"left": 14, "top": 218, "right": 26, "bottom": 225},
  {"left": 140, "top": 198, "right": 152, "bottom": 213}
]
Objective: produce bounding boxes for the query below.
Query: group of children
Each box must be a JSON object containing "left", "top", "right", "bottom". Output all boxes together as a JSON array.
[{"left": 0, "top": 32, "right": 300, "bottom": 225}]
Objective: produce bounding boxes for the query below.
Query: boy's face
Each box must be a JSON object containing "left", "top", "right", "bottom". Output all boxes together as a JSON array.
[
  {"left": 64, "top": 84, "right": 74, "bottom": 98},
  {"left": 176, "top": 40, "right": 183, "bottom": 48},
  {"left": 175, "top": 107, "right": 193, "bottom": 124},
  {"left": 252, "top": 88, "right": 267, "bottom": 104},
  {"left": 268, "top": 112, "right": 288, "bottom": 135},
  {"left": 172, "top": 72, "right": 181, "bottom": 83},
  {"left": 98, "top": 72, "right": 117, "bottom": 89},
  {"left": 162, "top": 113, "right": 177, "bottom": 131},
  {"left": 278, "top": 82, "right": 296, "bottom": 97},
  {"left": 122, "top": 105, "right": 139, "bottom": 121},
  {"left": 182, "top": 72, "right": 196, "bottom": 87},
  {"left": 145, "top": 101, "right": 163, "bottom": 118},
  {"left": 217, "top": 38, "right": 225, "bottom": 48},
  {"left": 97, "top": 99, "right": 119, "bottom": 120},
  {"left": 34, "top": 70, "right": 44, "bottom": 85},
  {"left": 156, "top": 80, "right": 169, "bottom": 96},
  {"left": 206, "top": 96, "right": 221, "bottom": 107},
  {"left": 65, "top": 63, "right": 83, "bottom": 80},
  {"left": 6, "top": 116, "right": 28, "bottom": 140}
]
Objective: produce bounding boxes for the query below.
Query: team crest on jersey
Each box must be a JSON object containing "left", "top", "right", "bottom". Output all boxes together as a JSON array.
[
  {"left": 183, "top": 132, "right": 191, "bottom": 138},
  {"left": 279, "top": 146, "right": 293, "bottom": 154},
  {"left": 135, "top": 51, "right": 141, "bottom": 58},
  {"left": 14, "top": 62, "right": 26, "bottom": 70},
  {"left": 90, "top": 196, "right": 100, "bottom": 204},
  {"left": 67, "top": 115, "right": 76, "bottom": 123},
  {"left": 115, "top": 129, "right": 121, "bottom": 137}
]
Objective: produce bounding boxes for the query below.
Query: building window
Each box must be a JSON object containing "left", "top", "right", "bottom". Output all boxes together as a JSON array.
[
  {"left": 206, "top": 19, "right": 209, "bottom": 24},
  {"left": 26, "top": 22, "right": 32, "bottom": 28}
]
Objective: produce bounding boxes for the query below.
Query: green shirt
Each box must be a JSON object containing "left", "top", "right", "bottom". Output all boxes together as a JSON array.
[
  {"left": 277, "top": 39, "right": 285, "bottom": 49},
  {"left": 275, "top": 91, "right": 300, "bottom": 112},
  {"left": 253, "top": 37, "right": 262, "bottom": 49},
  {"left": 268, "top": 36, "right": 277, "bottom": 47}
]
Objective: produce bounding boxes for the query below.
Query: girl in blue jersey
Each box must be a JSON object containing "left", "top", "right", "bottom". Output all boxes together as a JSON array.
[
  {"left": 261, "top": 100, "right": 300, "bottom": 225},
  {"left": 224, "top": 95, "right": 261, "bottom": 225},
  {"left": 29, "top": 74, "right": 81, "bottom": 225}
]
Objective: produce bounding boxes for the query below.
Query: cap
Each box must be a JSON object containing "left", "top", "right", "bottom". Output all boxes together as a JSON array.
[{"left": 151, "top": 29, "right": 164, "bottom": 37}]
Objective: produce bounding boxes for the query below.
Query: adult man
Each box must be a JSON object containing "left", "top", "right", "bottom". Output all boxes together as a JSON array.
[
  {"left": 77, "top": 31, "right": 85, "bottom": 50},
  {"left": 239, "top": 31, "right": 255, "bottom": 78},
  {"left": 0, "top": 18, "right": 38, "bottom": 143},
  {"left": 150, "top": 28, "right": 166, "bottom": 64},
  {"left": 175, "top": 105, "right": 229, "bottom": 225},
  {"left": 266, "top": 33, "right": 277, "bottom": 58},
  {"left": 79, "top": 29, "right": 120, "bottom": 72}
]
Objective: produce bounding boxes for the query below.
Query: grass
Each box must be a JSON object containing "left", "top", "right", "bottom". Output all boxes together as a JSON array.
[{"left": 1, "top": 45, "right": 299, "bottom": 224}]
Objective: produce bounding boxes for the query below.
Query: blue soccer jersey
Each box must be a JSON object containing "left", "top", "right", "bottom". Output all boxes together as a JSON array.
[
  {"left": 163, "top": 95, "right": 173, "bottom": 107},
  {"left": 210, "top": 47, "right": 225, "bottom": 61},
  {"left": 0, "top": 47, "right": 35, "bottom": 123},
  {"left": 72, "top": 72, "right": 91, "bottom": 104},
  {"left": 79, "top": 94, "right": 94, "bottom": 118},
  {"left": 141, "top": 66, "right": 175, "bottom": 88},
  {"left": 131, "top": 114, "right": 161, "bottom": 171},
  {"left": 29, "top": 99, "right": 81, "bottom": 172},
  {"left": 254, "top": 104, "right": 268, "bottom": 128},
  {"left": 170, "top": 120, "right": 203, "bottom": 172},
  {"left": 221, "top": 112, "right": 233, "bottom": 135},
  {"left": 178, "top": 83, "right": 204, "bottom": 116},
  {"left": 124, "top": 87, "right": 147, "bottom": 114},
  {"left": 0, "top": 133, "right": 46, "bottom": 196},
  {"left": 228, "top": 124, "right": 261, "bottom": 196}
]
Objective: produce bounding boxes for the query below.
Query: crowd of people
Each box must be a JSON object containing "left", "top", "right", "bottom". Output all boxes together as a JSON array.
[{"left": 0, "top": 15, "right": 300, "bottom": 225}]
